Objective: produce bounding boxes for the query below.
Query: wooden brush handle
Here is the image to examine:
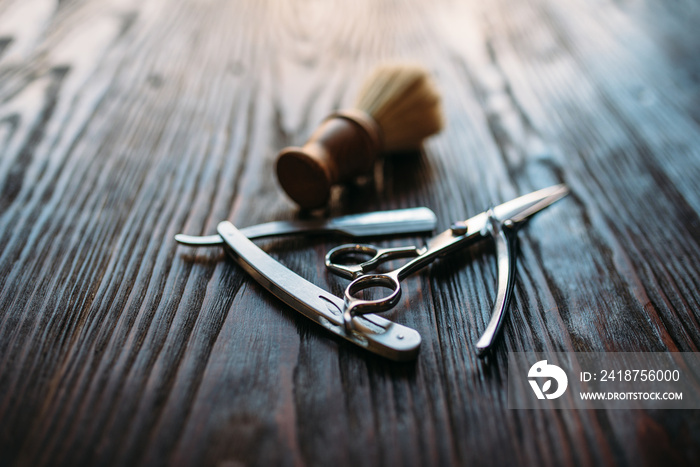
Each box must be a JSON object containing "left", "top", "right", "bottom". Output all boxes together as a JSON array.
[{"left": 276, "top": 110, "right": 382, "bottom": 209}]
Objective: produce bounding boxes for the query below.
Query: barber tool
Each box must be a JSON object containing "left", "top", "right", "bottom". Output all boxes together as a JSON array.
[
  {"left": 324, "top": 184, "right": 569, "bottom": 356},
  {"left": 174, "top": 207, "right": 437, "bottom": 247},
  {"left": 216, "top": 221, "right": 422, "bottom": 361},
  {"left": 179, "top": 186, "right": 567, "bottom": 360},
  {"left": 276, "top": 63, "right": 444, "bottom": 209}
]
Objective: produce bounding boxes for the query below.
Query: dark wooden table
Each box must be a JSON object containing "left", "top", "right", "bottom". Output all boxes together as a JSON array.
[{"left": 1, "top": 0, "right": 699, "bottom": 466}]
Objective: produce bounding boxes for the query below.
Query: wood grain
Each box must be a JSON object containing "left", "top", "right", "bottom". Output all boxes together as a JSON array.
[{"left": 1, "top": 0, "right": 699, "bottom": 466}]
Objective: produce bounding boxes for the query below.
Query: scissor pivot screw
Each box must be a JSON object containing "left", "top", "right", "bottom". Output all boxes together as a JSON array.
[{"left": 450, "top": 221, "right": 468, "bottom": 236}]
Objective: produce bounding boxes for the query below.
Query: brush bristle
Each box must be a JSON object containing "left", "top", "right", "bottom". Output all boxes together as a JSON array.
[{"left": 354, "top": 63, "right": 444, "bottom": 152}]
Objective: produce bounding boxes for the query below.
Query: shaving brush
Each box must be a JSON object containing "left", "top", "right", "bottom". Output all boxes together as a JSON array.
[{"left": 276, "top": 63, "right": 444, "bottom": 209}]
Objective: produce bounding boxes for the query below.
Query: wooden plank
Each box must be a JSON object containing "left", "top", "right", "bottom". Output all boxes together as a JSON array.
[{"left": 0, "top": 0, "right": 698, "bottom": 465}]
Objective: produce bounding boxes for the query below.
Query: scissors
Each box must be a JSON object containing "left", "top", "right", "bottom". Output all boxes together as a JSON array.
[{"left": 325, "top": 184, "right": 569, "bottom": 355}]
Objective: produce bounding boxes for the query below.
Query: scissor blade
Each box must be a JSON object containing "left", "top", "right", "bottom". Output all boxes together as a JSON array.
[{"left": 492, "top": 184, "right": 569, "bottom": 225}]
